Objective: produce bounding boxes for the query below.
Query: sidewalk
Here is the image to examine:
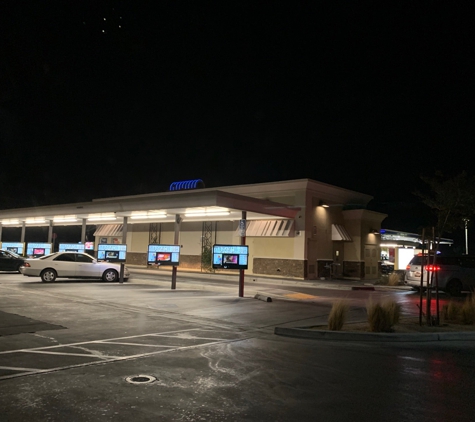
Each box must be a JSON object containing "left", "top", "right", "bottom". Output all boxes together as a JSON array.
[{"left": 127, "top": 264, "right": 409, "bottom": 292}]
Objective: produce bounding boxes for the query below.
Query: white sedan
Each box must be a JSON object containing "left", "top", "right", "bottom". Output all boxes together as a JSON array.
[{"left": 20, "top": 252, "right": 130, "bottom": 283}]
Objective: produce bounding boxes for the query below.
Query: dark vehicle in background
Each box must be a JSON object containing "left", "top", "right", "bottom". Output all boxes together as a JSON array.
[
  {"left": 0, "top": 249, "right": 25, "bottom": 272},
  {"left": 405, "top": 254, "right": 475, "bottom": 296},
  {"left": 380, "top": 260, "right": 395, "bottom": 275}
]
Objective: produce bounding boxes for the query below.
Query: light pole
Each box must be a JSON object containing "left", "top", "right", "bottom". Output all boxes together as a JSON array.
[{"left": 463, "top": 218, "right": 469, "bottom": 255}]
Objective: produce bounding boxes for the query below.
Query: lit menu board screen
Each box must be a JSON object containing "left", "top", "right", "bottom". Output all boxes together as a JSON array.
[
  {"left": 59, "top": 243, "right": 85, "bottom": 252},
  {"left": 147, "top": 244, "right": 180, "bottom": 266},
  {"left": 212, "top": 245, "right": 249, "bottom": 270},
  {"left": 1, "top": 242, "right": 25, "bottom": 255},
  {"left": 26, "top": 243, "right": 52, "bottom": 258},
  {"left": 97, "top": 244, "right": 127, "bottom": 262}
]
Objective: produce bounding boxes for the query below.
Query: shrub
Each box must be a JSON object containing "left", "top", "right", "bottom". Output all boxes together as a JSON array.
[
  {"left": 328, "top": 300, "right": 349, "bottom": 331},
  {"left": 366, "top": 299, "right": 401, "bottom": 332}
]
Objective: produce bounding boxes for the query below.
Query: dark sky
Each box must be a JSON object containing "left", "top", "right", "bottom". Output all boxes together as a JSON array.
[{"left": 1, "top": 1, "right": 474, "bottom": 236}]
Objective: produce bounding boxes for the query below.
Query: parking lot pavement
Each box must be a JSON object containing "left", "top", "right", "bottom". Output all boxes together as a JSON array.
[{"left": 0, "top": 325, "right": 250, "bottom": 381}]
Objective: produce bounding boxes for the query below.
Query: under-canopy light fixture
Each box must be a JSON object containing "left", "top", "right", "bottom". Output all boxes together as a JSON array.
[
  {"left": 53, "top": 215, "right": 78, "bottom": 223},
  {"left": 130, "top": 211, "right": 167, "bottom": 219},
  {"left": 25, "top": 218, "right": 46, "bottom": 224},
  {"left": 318, "top": 200, "right": 329, "bottom": 208},
  {"left": 87, "top": 213, "right": 117, "bottom": 222},
  {"left": 184, "top": 207, "right": 230, "bottom": 217},
  {"left": 1, "top": 219, "right": 21, "bottom": 225}
]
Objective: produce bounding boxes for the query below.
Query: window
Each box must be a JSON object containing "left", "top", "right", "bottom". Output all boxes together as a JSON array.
[
  {"left": 461, "top": 257, "right": 475, "bottom": 268},
  {"left": 76, "top": 254, "right": 93, "bottom": 263},
  {"left": 54, "top": 253, "right": 75, "bottom": 262}
]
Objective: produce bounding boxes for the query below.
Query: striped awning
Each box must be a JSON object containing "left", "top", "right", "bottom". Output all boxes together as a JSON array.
[
  {"left": 235, "top": 219, "right": 295, "bottom": 237},
  {"left": 94, "top": 224, "right": 123, "bottom": 237},
  {"left": 332, "top": 224, "right": 352, "bottom": 241}
]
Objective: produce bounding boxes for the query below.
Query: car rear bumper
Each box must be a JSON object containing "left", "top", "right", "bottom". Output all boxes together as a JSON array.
[{"left": 19, "top": 267, "right": 39, "bottom": 277}]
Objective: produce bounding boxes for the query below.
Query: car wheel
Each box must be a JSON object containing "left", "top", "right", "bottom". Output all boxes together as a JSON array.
[
  {"left": 41, "top": 269, "right": 57, "bottom": 283},
  {"left": 445, "top": 279, "right": 463, "bottom": 297},
  {"left": 102, "top": 269, "right": 119, "bottom": 282}
]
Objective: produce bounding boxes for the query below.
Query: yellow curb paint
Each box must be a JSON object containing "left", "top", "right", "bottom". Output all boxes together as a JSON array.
[{"left": 284, "top": 293, "right": 318, "bottom": 300}]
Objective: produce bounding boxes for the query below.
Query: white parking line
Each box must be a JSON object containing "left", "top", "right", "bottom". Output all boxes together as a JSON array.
[
  {"left": 0, "top": 328, "right": 247, "bottom": 381},
  {"left": 20, "top": 350, "right": 119, "bottom": 359}
]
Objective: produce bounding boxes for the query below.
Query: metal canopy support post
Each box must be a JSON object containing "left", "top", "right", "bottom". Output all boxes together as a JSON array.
[
  {"left": 119, "top": 216, "right": 128, "bottom": 284},
  {"left": 239, "top": 211, "right": 247, "bottom": 297},
  {"left": 464, "top": 218, "right": 469, "bottom": 254},
  {"left": 81, "top": 218, "right": 87, "bottom": 244},
  {"left": 171, "top": 214, "right": 182, "bottom": 290},
  {"left": 48, "top": 220, "right": 53, "bottom": 244},
  {"left": 21, "top": 222, "right": 26, "bottom": 243}
]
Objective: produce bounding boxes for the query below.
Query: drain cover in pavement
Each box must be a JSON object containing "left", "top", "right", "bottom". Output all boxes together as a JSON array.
[{"left": 125, "top": 375, "right": 157, "bottom": 384}]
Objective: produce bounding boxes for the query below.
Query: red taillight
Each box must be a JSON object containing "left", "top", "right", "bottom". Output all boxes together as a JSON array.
[
  {"left": 23, "top": 262, "right": 30, "bottom": 267},
  {"left": 406, "top": 264, "right": 411, "bottom": 271},
  {"left": 426, "top": 265, "right": 440, "bottom": 272}
]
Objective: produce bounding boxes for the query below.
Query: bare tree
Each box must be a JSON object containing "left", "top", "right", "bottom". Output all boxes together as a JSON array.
[
  {"left": 414, "top": 171, "right": 475, "bottom": 325},
  {"left": 415, "top": 171, "right": 475, "bottom": 250}
]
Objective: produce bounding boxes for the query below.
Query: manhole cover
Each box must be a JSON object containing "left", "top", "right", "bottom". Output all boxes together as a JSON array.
[{"left": 125, "top": 375, "right": 157, "bottom": 384}]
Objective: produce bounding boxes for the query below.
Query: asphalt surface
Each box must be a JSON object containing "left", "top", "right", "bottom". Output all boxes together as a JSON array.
[
  {"left": 1, "top": 268, "right": 475, "bottom": 421},
  {"left": 127, "top": 267, "right": 475, "bottom": 342}
]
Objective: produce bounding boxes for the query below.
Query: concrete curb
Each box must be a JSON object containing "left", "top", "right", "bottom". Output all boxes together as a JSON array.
[
  {"left": 254, "top": 294, "right": 272, "bottom": 302},
  {"left": 274, "top": 327, "right": 475, "bottom": 342}
]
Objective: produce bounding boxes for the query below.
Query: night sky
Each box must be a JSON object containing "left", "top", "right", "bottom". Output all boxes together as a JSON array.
[{"left": 1, "top": 1, "right": 475, "bottom": 240}]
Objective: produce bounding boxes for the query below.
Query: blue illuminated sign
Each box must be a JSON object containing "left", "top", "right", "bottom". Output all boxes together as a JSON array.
[{"left": 169, "top": 179, "right": 205, "bottom": 191}]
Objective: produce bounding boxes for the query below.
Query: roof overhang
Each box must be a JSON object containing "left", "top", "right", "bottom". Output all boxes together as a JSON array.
[{"left": 0, "top": 190, "right": 300, "bottom": 227}]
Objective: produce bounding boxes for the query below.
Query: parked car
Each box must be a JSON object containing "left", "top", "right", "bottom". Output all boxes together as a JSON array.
[
  {"left": 20, "top": 252, "right": 130, "bottom": 283},
  {"left": 0, "top": 249, "right": 25, "bottom": 272},
  {"left": 404, "top": 254, "right": 475, "bottom": 296}
]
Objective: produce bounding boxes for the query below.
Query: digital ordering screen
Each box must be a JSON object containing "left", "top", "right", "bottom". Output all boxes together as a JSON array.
[
  {"left": 26, "top": 242, "right": 52, "bottom": 257},
  {"left": 147, "top": 244, "right": 180, "bottom": 266},
  {"left": 212, "top": 245, "right": 249, "bottom": 270},
  {"left": 1, "top": 242, "right": 25, "bottom": 256},
  {"left": 59, "top": 243, "right": 85, "bottom": 252},
  {"left": 97, "top": 244, "right": 127, "bottom": 262}
]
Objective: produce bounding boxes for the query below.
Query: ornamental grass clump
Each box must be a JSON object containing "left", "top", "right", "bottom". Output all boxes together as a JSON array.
[
  {"left": 442, "top": 297, "right": 475, "bottom": 325},
  {"left": 327, "top": 300, "right": 349, "bottom": 331},
  {"left": 460, "top": 295, "right": 475, "bottom": 325},
  {"left": 442, "top": 300, "right": 461, "bottom": 323},
  {"left": 385, "top": 300, "right": 402, "bottom": 326},
  {"left": 388, "top": 272, "right": 401, "bottom": 286},
  {"left": 366, "top": 299, "right": 401, "bottom": 332}
]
